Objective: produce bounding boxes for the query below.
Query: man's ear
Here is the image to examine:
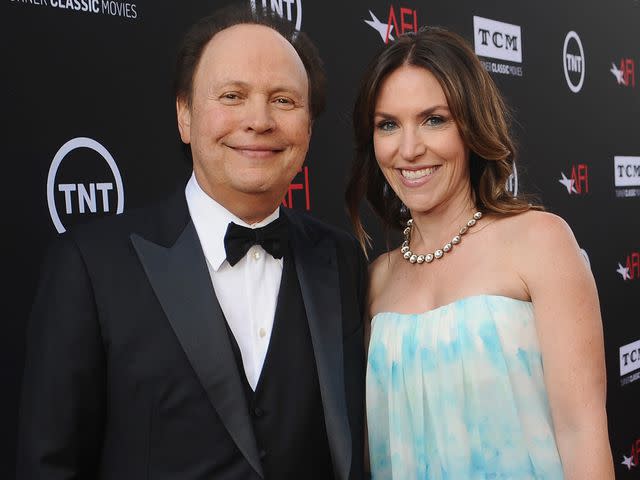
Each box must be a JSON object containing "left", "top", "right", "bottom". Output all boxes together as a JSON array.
[{"left": 176, "top": 97, "right": 191, "bottom": 144}]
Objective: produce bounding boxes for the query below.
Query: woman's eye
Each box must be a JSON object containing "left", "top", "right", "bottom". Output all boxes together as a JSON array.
[
  {"left": 425, "top": 116, "right": 445, "bottom": 127},
  {"left": 376, "top": 120, "right": 397, "bottom": 132}
]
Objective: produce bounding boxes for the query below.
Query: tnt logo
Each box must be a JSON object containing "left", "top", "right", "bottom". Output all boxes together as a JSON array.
[
  {"left": 610, "top": 58, "right": 636, "bottom": 87},
  {"left": 47, "top": 137, "right": 124, "bottom": 234},
  {"left": 563, "top": 31, "right": 585, "bottom": 93},
  {"left": 364, "top": 6, "right": 419, "bottom": 44},
  {"left": 250, "top": 0, "right": 302, "bottom": 30},
  {"left": 617, "top": 252, "right": 640, "bottom": 281},
  {"left": 282, "top": 165, "right": 310, "bottom": 210},
  {"left": 558, "top": 164, "right": 589, "bottom": 195},
  {"left": 621, "top": 437, "right": 640, "bottom": 470}
]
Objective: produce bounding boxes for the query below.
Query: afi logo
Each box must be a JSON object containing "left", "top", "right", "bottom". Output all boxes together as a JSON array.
[
  {"left": 473, "top": 16, "right": 522, "bottom": 63},
  {"left": 558, "top": 164, "right": 588, "bottom": 194},
  {"left": 47, "top": 137, "right": 125, "bottom": 234},
  {"left": 250, "top": 0, "right": 302, "bottom": 30},
  {"left": 364, "top": 6, "right": 419, "bottom": 44},
  {"left": 617, "top": 252, "right": 640, "bottom": 281},
  {"left": 621, "top": 436, "right": 640, "bottom": 470},
  {"left": 282, "top": 166, "right": 311, "bottom": 210},
  {"left": 610, "top": 58, "right": 635, "bottom": 87}
]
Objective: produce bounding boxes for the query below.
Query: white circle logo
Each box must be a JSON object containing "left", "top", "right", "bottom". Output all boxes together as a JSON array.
[
  {"left": 250, "top": 0, "right": 302, "bottom": 30},
  {"left": 47, "top": 137, "right": 124, "bottom": 233},
  {"left": 563, "top": 31, "right": 585, "bottom": 93}
]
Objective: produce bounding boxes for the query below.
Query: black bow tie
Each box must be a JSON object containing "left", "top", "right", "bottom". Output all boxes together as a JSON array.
[{"left": 223, "top": 217, "right": 289, "bottom": 266}]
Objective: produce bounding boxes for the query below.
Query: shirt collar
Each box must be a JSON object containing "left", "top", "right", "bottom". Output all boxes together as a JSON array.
[{"left": 185, "top": 173, "right": 280, "bottom": 271}]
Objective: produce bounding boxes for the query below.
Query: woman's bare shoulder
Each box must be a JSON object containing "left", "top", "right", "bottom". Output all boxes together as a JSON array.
[
  {"left": 506, "top": 210, "right": 577, "bottom": 250},
  {"left": 488, "top": 210, "right": 576, "bottom": 249},
  {"left": 369, "top": 249, "right": 398, "bottom": 283},
  {"left": 367, "top": 250, "right": 399, "bottom": 306}
]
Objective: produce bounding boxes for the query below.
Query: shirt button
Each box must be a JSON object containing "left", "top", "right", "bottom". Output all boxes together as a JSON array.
[
  {"left": 253, "top": 250, "right": 261, "bottom": 260},
  {"left": 258, "top": 327, "right": 266, "bottom": 338}
]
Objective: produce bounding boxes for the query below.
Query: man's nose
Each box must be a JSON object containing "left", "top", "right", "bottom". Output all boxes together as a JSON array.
[{"left": 245, "top": 98, "right": 276, "bottom": 133}]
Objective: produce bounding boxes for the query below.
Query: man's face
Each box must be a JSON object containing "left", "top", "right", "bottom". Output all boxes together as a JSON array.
[{"left": 177, "top": 23, "right": 311, "bottom": 219}]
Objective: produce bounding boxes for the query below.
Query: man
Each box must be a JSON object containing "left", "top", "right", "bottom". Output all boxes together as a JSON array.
[{"left": 17, "top": 4, "right": 367, "bottom": 479}]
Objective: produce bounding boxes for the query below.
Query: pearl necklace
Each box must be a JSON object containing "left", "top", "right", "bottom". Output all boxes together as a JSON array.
[{"left": 401, "top": 211, "right": 483, "bottom": 264}]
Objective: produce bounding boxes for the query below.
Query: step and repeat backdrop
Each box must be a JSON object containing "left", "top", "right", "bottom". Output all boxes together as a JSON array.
[{"left": 5, "top": 0, "right": 639, "bottom": 476}]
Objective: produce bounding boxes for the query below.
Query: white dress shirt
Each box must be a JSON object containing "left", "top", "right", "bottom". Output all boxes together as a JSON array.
[{"left": 185, "top": 173, "right": 283, "bottom": 390}]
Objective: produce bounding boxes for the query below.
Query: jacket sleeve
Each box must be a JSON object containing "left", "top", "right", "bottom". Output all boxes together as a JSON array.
[{"left": 16, "top": 236, "right": 106, "bottom": 479}]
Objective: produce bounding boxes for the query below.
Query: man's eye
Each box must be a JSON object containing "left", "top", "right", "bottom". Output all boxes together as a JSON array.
[
  {"left": 221, "top": 92, "right": 240, "bottom": 101},
  {"left": 274, "top": 97, "right": 295, "bottom": 108}
]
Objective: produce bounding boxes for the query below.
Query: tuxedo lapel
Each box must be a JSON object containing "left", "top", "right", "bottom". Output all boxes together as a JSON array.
[
  {"left": 283, "top": 210, "right": 351, "bottom": 480},
  {"left": 131, "top": 221, "right": 263, "bottom": 478}
]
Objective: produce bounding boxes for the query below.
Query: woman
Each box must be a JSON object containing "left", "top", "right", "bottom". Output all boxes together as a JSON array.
[{"left": 346, "top": 27, "right": 614, "bottom": 479}]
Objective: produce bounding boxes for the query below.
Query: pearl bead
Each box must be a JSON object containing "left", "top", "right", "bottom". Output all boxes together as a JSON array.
[{"left": 401, "top": 211, "right": 482, "bottom": 266}]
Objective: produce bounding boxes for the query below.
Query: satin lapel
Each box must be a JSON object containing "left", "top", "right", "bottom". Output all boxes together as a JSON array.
[
  {"left": 284, "top": 211, "right": 351, "bottom": 480},
  {"left": 131, "top": 222, "right": 263, "bottom": 478}
]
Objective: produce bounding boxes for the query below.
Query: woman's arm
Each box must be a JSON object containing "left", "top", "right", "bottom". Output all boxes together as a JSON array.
[{"left": 518, "top": 211, "right": 614, "bottom": 479}]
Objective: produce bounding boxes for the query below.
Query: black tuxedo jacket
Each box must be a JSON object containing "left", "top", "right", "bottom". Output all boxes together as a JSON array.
[{"left": 17, "top": 189, "right": 367, "bottom": 480}]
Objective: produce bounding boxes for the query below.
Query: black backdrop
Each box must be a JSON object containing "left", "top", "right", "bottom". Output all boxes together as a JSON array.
[{"left": 4, "top": 0, "right": 639, "bottom": 477}]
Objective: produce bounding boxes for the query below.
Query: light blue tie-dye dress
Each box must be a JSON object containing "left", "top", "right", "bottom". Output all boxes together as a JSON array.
[{"left": 366, "top": 295, "right": 564, "bottom": 479}]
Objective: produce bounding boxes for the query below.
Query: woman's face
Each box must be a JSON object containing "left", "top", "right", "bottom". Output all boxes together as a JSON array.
[{"left": 373, "top": 64, "right": 471, "bottom": 216}]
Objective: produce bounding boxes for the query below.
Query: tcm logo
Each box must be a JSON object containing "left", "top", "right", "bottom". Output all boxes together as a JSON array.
[
  {"left": 250, "top": 0, "right": 302, "bottom": 30},
  {"left": 620, "top": 339, "right": 640, "bottom": 376},
  {"left": 473, "top": 16, "right": 522, "bottom": 63},
  {"left": 558, "top": 164, "right": 589, "bottom": 195},
  {"left": 563, "top": 31, "right": 585, "bottom": 93},
  {"left": 282, "top": 165, "right": 310, "bottom": 210},
  {"left": 610, "top": 58, "right": 635, "bottom": 87},
  {"left": 617, "top": 252, "right": 639, "bottom": 281},
  {"left": 620, "top": 339, "right": 640, "bottom": 388},
  {"left": 47, "top": 137, "right": 124, "bottom": 234},
  {"left": 364, "top": 5, "right": 419, "bottom": 44},
  {"left": 615, "top": 156, "right": 640, "bottom": 186},
  {"left": 621, "top": 435, "right": 640, "bottom": 471}
]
